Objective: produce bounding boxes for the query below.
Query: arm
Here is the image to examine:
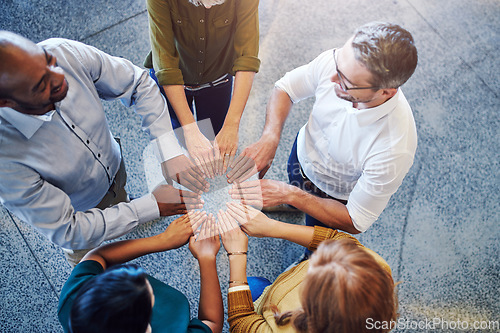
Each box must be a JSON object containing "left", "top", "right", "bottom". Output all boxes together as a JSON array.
[
  {"left": 215, "top": 71, "right": 256, "bottom": 174},
  {"left": 82, "top": 212, "right": 204, "bottom": 269},
  {"left": 230, "top": 179, "right": 358, "bottom": 234},
  {"left": 227, "top": 87, "right": 293, "bottom": 182},
  {"left": 218, "top": 211, "right": 274, "bottom": 332},
  {"left": 189, "top": 218, "right": 224, "bottom": 333}
]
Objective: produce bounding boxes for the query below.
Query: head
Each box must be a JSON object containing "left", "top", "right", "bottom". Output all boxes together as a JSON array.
[
  {"left": 69, "top": 264, "right": 154, "bottom": 333},
  {"left": 300, "top": 240, "right": 397, "bottom": 333},
  {"left": 331, "top": 22, "right": 417, "bottom": 108},
  {"left": 188, "top": 0, "right": 226, "bottom": 9},
  {"left": 0, "top": 31, "right": 68, "bottom": 115}
]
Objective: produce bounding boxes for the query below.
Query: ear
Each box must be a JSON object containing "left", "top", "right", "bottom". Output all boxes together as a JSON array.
[{"left": 381, "top": 88, "right": 398, "bottom": 98}]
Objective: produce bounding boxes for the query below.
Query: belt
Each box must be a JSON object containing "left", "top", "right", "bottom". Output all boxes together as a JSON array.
[{"left": 184, "top": 74, "right": 230, "bottom": 91}]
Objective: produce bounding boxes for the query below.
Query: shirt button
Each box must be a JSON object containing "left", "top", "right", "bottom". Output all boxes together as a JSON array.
[
  {"left": 199, "top": 72, "right": 202, "bottom": 76},
  {"left": 199, "top": 19, "right": 204, "bottom": 23},
  {"left": 200, "top": 37, "right": 205, "bottom": 41},
  {"left": 198, "top": 60, "right": 203, "bottom": 64},
  {"left": 107, "top": 166, "right": 110, "bottom": 170},
  {"left": 71, "top": 124, "right": 75, "bottom": 129},
  {"left": 86, "top": 140, "right": 90, "bottom": 144},
  {"left": 199, "top": 50, "right": 203, "bottom": 54},
  {"left": 176, "top": 19, "right": 182, "bottom": 24},
  {"left": 224, "top": 19, "right": 229, "bottom": 24},
  {"left": 98, "top": 153, "right": 101, "bottom": 158}
]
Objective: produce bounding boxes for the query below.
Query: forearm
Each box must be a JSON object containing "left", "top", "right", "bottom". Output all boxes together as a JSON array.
[
  {"left": 260, "top": 87, "right": 293, "bottom": 143},
  {"left": 163, "top": 85, "right": 196, "bottom": 126},
  {"left": 198, "top": 258, "right": 223, "bottom": 333},
  {"left": 228, "top": 255, "right": 248, "bottom": 288},
  {"left": 267, "top": 220, "right": 315, "bottom": 247},
  {"left": 83, "top": 232, "right": 172, "bottom": 269},
  {"left": 287, "top": 187, "right": 359, "bottom": 234},
  {"left": 223, "top": 71, "right": 255, "bottom": 128}
]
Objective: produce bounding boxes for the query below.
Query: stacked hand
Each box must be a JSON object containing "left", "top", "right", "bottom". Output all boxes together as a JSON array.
[
  {"left": 162, "top": 154, "right": 209, "bottom": 193},
  {"left": 189, "top": 214, "right": 220, "bottom": 259},
  {"left": 152, "top": 184, "right": 205, "bottom": 216},
  {"left": 227, "top": 137, "right": 278, "bottom": 183},
  {"left": 160, "top": 211, "right": 207, "bottom": 249},
  {"left": 214, "top": 125, "right": 238, "bottom": 176},
  {"left": 217, "top": 209, "right": 248, "bottom": 254},
  {"left": 229, "top": 179, "right": 292, "bottom": 208}
]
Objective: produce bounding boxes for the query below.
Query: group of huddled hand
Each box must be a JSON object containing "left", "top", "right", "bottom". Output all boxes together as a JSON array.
[
  {"left": 1, "top": 0, "right": 418, "bottom": 331},
  {"left": 58, "top": 202, "right": 397, "bottom": 333}
]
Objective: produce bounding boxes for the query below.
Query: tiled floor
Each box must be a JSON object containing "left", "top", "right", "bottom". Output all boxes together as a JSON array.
[{"left": 1, "top": 0, "right": 499, "bottom": 332}]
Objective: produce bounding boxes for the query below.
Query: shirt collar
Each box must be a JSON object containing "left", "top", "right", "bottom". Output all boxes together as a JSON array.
[
  {"left": 0, "top": 107, "right": 56, "bottom": 139},
  {"left": 348, "top": 89, "right": 401, "bottom": 127}
]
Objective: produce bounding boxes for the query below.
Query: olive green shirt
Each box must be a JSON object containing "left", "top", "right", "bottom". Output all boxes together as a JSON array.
[{"left": 145, "top": 0, "right": 260, "bottom": 86}]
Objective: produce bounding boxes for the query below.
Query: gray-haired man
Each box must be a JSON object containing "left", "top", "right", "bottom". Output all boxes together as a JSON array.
[{"left": 229, "top": 22, "right": 418, "bottom": 235}]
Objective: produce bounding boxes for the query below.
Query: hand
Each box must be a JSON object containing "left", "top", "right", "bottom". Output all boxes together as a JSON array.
[
  {"left": 217, "top": 210, "right": 248, "bottom": 253},
  {"left": 229, "top": 179, "right": 293, "bottom": 208},
  {"left": 226, "top": 202, "right": 277, "bottom": 238},
  {"left": 160, "top": 211, "right": 206, "bottom": 249},
  {"left": 162, "top": 155, "right": 209, "bottom": 193},
  {"left": 152, "top": 184, "right": 204, "bottom": 216},
  {"left": 214, "top": 125, "right": 238, "bottom": 175},
  {"left": 227, "top": 137, "right": 278, "bottom": 183},
  {"left": 184, "top": 125, "right": 216, "bottom": 178},
  {"left": 189, "top": 215, "right": 220, "bottom": 260}
]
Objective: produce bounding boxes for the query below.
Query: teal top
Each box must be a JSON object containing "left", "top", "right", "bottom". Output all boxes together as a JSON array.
[{"left": 58, "top": 260, "right": 211, "bottom": 333}]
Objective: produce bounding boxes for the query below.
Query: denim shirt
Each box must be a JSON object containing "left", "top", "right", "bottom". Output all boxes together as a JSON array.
[{"left": 0, "top": 38, "right": 182, "bottom": 249}]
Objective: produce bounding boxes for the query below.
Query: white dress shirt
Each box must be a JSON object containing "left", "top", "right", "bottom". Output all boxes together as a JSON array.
[
  {"left": 0, "top": 38, "right": 183, "bottom": 249},
  {"left": 275, "top": 49, "right": 417, "bottom": 232}
]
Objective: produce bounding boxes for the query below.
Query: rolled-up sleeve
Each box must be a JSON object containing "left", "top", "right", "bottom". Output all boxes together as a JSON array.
[
  {"left": 146, "top": 0, "right": 184, "bottom": 85},
  {"left": 347, "top": 152, "right": 415, "bottom": 232},
  {"left": 232, "top": 0, "right": 260, "bottom": 73}
]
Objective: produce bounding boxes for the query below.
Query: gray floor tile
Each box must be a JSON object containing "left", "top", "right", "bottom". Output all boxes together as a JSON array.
[
  {"left": 0, "top": 0, "right": 498, "bottom": 332},
  {"left": 0, "top": 207, "right": 63, "bottom": 332}
]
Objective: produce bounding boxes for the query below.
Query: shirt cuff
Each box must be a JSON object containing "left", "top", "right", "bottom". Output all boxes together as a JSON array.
[
  {"left": 152, "top": 131, "right": 184, "bottom": 163},
  {"left": 229, "top": 285, "right": 251, "bottom": 293},
  {"left": 133, "top": 193, "right": 160, "bottom": 224}
]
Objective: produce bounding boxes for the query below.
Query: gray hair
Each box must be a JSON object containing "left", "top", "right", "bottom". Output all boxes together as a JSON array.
[{"left": 351, "top": 22, "right": 418, "bottom": 89}]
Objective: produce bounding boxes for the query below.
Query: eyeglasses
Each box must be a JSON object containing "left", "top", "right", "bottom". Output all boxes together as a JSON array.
[{"left": 332, "top": 48, "right": 380, "bottom": 92}]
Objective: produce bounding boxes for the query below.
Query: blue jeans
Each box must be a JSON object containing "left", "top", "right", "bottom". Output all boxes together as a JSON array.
[
  {"left": 248, "top": 277, "right": 272, "bottom": 302},
  {"left": 287, "top": 135, "right": 347, "bottom": 229},
  {"left": 149, "top": 69, "right": 233, "bottom": 138}
]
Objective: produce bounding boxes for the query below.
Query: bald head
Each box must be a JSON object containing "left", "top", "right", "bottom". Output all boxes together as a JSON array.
[
  {"left": 0, "top": 31, "right": 68, "bottom": 115},
  {"left": 0, "top": 31, "right": 39, "bottom": 97}
]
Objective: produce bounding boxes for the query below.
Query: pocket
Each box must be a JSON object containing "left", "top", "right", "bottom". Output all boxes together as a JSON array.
[{"left": 212, "top": 15, "right": 233, "bottom": 28}]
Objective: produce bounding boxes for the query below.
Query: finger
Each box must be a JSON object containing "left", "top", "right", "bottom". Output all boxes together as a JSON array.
[
  {"left": 226, "top": 202, "right": 248, "bottom": 224},
  {"left": 224, "top": 148, "right": 236, "bottom": 174},
  {"left": 227, "top": 158, "right": 257, "bottom": 183},
  {"left": 227, "top": 155, "right": 250, "bottom": 175},
  {"left": 222, "top": 211, "right": 240, "bottom": 231},
  {"left": 196, "top": 153, "right": 212, "bottom": 179},
  {"left": 231, "top": 165, "right": 259, "bottom": 183},
  {"left": 217, "top": 210, "right": 228, "bottom": 234},
  {"left": 213, "top": 142, "right": 222, "bottom": 176},
  {"left": 202, "top": 148, "right": 215, "bottom": 178}
]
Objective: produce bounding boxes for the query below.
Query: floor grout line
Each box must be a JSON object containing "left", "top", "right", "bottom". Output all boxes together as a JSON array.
[
  {"left": 5, "top": 210, "right": 60, "bottom": 299},
  {"left": 404, "top": 0, "right": 498, "bottom": 99},
  {"left": 80, "top": 9, "right": 147, "bottom": 42},
  {"left": 396, "top": 158, "right": 423, "bottom": 282}
]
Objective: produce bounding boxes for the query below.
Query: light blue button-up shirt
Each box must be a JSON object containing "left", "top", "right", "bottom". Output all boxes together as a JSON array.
[{"left": 0, "top": 38, "right": 183, "bottom": 249}]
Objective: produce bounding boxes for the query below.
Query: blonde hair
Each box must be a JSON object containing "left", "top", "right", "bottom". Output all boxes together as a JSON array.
[{"left": 272, "top": 239, "right": 398, "bottom": 333}]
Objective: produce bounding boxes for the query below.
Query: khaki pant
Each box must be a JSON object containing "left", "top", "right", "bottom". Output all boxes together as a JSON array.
[{"left": 63, "top": 153, "right": 129, "bottom": 267}]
